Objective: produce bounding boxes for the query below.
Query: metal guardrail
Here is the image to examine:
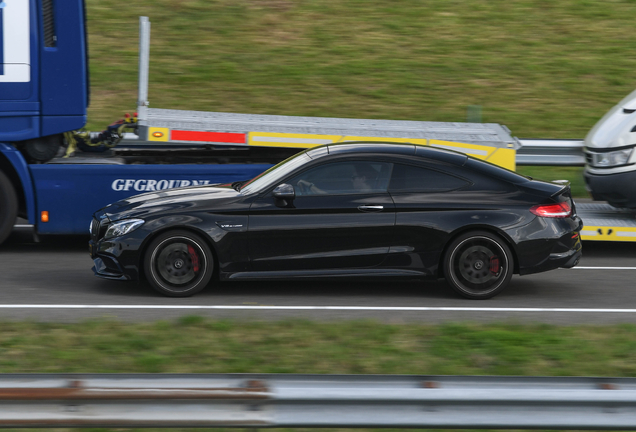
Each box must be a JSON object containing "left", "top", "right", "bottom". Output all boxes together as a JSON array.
[
  {"left": 517, "top": 139, "right": 585, "bottom": 166},
  {"left": 1, "top": 374, "right": 635, "bottom": 428}
]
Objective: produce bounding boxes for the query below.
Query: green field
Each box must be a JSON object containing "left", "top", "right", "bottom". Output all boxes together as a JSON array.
[
  {"left": 85, "top": 0, "right": 636, "bottom": 142},
  {"left": 84, "top": 0, "right": 634, "bottom": 190},
  {"left": 1, "top": 318, "right": 635, "bottom": 376}
]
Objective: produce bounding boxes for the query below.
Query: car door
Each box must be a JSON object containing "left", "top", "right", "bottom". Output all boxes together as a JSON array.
[
  {"left": 387, "top": 162, "right": 472, "bottom": 275},
  {"left": 248, "top": 159, "right": 395, "bottom": 272}
]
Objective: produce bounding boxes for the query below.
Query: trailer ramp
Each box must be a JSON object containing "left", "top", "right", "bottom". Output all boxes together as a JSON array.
[
  {"left": 577, "top": 202, "right": 636, "bottom": 241},
  {"left": 131, "top": 108, "right": 521, "bottom": 170}
]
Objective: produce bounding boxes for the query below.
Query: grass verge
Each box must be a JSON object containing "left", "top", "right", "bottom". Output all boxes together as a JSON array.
[{"left": 1, "top": 318, "right": 634, "bottom": 376}]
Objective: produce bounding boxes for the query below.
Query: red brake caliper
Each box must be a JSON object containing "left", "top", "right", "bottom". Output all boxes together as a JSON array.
[
  {"left": 187, "top": 245, "right": 200, "bottom": 272},
  {"left": 489, "top": 256, "right": 500, "bottom": 274}
]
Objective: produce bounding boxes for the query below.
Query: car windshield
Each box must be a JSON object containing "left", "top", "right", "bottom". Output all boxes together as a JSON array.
[{"left": 240, "top": 152, "right": 311, "bottom": 194}]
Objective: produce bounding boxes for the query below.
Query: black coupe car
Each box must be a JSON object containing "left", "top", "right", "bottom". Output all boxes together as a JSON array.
[{"left": 89, "top": 142, "right": 582, "bottom": 299}]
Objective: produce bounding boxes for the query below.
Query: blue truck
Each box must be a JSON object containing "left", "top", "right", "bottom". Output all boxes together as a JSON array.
[{"left": 0, "top": 0, "right": 520, "bottom": 246}]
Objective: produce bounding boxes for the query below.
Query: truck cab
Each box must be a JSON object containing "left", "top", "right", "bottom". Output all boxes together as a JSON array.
[{"left": 1, "top": 0, "right": 88, "bottom": 161}]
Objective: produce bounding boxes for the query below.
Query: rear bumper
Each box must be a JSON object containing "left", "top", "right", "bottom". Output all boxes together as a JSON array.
[
  {"left": 549, "top": 241, "right": 582, "bottom": 269},
  {"left": 516, "top": 216, "right": 583, "bottom": 275},
  {"left": 519, "top": 236, "right": 582, "bottom": 275}
]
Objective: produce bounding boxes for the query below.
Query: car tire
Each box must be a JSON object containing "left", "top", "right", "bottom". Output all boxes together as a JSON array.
[
  {"left": 144, "top": 230, "right": 214, "bottom": 297},
  {"left": 443, "top": 230, "right": 514, "bottom": 300}
]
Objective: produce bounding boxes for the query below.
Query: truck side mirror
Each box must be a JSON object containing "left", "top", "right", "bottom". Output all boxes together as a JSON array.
[{"left": 273, "top": 183, "right": 295, "bottom": 208}]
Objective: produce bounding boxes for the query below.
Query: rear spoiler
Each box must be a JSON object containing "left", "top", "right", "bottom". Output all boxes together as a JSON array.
[
  {"left": 551, "top": 179, "right": 571, "bottom": 187},
  {"left": 550, "top": 179, "right": 572, "bottom": 199}
]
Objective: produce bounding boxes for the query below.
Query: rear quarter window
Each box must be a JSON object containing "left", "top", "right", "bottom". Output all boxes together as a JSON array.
[
  {"left": 465, "top": 158, "right": 530, "bottom": 184},
  {"left": 389, "top": 164, "right": 470, "bottom": 193}
]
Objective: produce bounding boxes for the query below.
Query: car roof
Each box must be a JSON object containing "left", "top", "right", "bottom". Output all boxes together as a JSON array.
[
  {"left": 306, "top": 141, "right": 468, "bottom": 166},
  {"left": 327, "top": 141, "right": 416, "bottom": 156}
]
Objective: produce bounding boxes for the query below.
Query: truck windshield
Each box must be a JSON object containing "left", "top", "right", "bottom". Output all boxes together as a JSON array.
[{"left": 240, "top": 152, "right": 311, "bottom": 194}]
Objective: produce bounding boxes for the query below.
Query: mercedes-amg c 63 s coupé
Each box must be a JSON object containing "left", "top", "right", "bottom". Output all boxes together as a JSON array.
[{"left": 89, "top": 142, "right": 583, "bottom": 299}]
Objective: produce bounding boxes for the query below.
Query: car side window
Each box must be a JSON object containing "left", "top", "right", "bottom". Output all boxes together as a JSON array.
[
  {"left": 288, "top": 161, "right": 393, "bottom": 196},
  {"left": 389, "top": 163, "right": 469, "bottom": 193}
]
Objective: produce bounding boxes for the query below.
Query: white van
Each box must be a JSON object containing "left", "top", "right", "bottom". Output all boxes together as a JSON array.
[{"left": 585, "top": 90, "right": 636, "bottom": 208}]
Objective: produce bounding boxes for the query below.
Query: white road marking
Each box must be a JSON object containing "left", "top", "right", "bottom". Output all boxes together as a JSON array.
[
  {"left": 569, "top": 267, "right": 636, "bottom": 270},
  {"left": 0, "top": 305, "right": 634, "bottom": 313}
]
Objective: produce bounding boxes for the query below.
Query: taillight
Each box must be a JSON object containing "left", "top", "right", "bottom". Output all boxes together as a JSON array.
[{"left": 530, "top": 201, "right": 572, "bottom": 218}]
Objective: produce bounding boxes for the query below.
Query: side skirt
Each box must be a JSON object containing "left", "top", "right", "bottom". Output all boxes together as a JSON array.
[{"left": 223, "top": 268, "right": 426, "bottom": 280}]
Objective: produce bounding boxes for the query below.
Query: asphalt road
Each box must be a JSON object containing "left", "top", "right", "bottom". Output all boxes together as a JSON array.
[{"left": 2, "top": 227, "right": 636, "bottom": 324}]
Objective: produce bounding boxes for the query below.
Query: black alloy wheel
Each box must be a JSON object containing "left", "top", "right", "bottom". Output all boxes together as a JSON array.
[
  {"left": 443, "top": 231, "right": 514, "bottom": 299},
  {"left": 144, "top": 230, "right": 214, "bottom": 297}
]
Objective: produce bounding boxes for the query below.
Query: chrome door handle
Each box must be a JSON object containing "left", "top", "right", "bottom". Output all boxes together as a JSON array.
[{"left": 358, "top": 205, "right": 384, "bottom": 212}]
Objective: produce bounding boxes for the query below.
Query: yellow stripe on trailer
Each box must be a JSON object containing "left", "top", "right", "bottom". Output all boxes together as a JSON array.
[
  {"left": 430, "top": 139, "right": 516, "bottom": 171},
  {"left": 248, "top": 132, "right": 516, "bottom": 170},
  {"left": 485, "top": 147, "right": 516, "bottom": 171},
  {"left": 580, "top": 226, "right": 636, "bottom": 242}
]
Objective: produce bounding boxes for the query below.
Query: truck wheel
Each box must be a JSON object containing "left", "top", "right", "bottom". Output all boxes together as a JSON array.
[
  {"left": 21, "top": 134, "right": 62, "bottom": 163},
  {"left": 144, "top": 230, "right": 214, "bottom": 297},
  {"left": 0, "top": 171, "right": 18, "bottom": 245},
  {"left": 443, "top": 231, "right": 514, "bottom": 300}
]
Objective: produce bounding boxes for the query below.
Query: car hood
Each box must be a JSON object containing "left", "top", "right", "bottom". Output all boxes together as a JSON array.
[{"left": 99, "top": 184, "right": 243, "bottom": 221}]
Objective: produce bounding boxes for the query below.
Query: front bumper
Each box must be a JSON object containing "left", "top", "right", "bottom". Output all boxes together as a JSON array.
[
  {"left": 91, "top": 255, "right": 131, "bottom": 281},
  {"left": 90, "top": 239, "right": 142, "bottom": 281},
  {"left": 584, "top": 169, "right": 636, "bottom": 209},
  {"left": 89, "top": 214, "right": 144, "bottom": 282}
]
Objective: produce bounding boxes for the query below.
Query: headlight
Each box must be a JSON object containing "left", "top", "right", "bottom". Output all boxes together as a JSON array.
[
  {"left": 104, "top": 219, "right": 144, "bottom": 239},
  {"left": 591, "top": 148, "right": 633, "bottom": 167}
]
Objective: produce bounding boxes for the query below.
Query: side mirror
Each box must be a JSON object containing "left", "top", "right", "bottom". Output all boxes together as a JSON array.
[
  {"left": 272, "top": 183, "right": 296, "bottom": 208},
  {"left": 273, "top": 183, "right": 295, "bottom": 199}
]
